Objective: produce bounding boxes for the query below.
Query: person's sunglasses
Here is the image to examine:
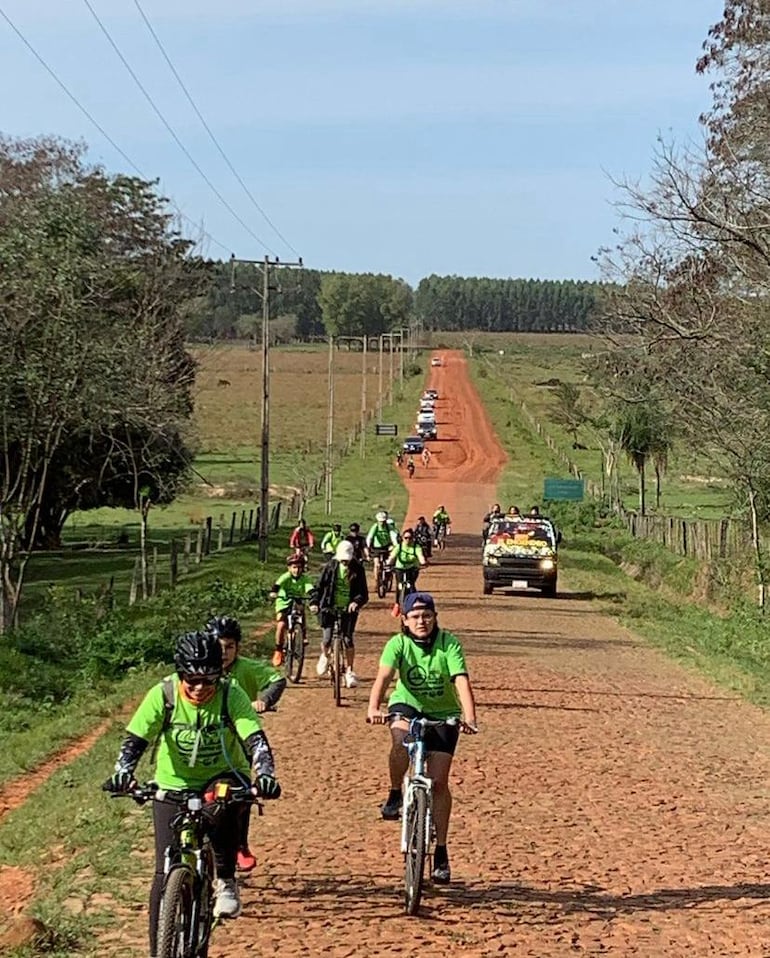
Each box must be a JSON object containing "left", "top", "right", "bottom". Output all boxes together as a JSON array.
[{"left": 182, "top": 675, "right": 218, "bottom": 688}]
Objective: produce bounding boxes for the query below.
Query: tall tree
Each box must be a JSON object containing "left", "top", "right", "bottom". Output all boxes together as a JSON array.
[{"left": 0, "top": 135, "right": 201, "bottom": 629}]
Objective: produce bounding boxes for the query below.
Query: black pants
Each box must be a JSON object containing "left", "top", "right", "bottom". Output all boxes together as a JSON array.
[
  {"left": 321, "top": 609, "right": 358, "bottom": 649},
  {"left": 149, "top": 792, "right": 241, "bottom": 954}
]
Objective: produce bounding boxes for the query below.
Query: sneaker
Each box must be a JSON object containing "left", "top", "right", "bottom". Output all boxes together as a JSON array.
[
  {"left": 344, "top": 668, "right": 359, "bottom": 689},
  {"left": 391, "top": 603, "right": 401, "bottom": 617},
  {"left": 271, "top": 648, "right": 284, "bottom": 667},
  {"left": 381, "top": 791, "right": 402, "bottom": 820},
  {"left": 316, "top": 652, "right": 329, "bottom": 676},
  {"left": 213, "top": 878, "right": 241, "bottom": 918},
  {"left": 432, "top": 852, "right": 451, "bottom": 885},
  {"left": 236, "top": 846, "right": 256, "bottom": 872}
]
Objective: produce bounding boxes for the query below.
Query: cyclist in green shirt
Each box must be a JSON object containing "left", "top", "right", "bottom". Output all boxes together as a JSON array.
[
  {"left": 386, "top": 526, "right": 428, "bottom": 616},
  {"left": 367, "top": 592, "right": 477, "bottom": 885},
  {"left": 268, "top": 553, "right": 317, "bottom": 666},
  {"left": 205, "top": 614, "right": 287, "bottom": 873},
  {"left": 366, "top": 510, "right": 399, "bottom": 585},
  {"left": 320, "top": 522, "right": 344, "bottom": 557},
  {"left": 104, "top": 631, "right": 281, "bottom": 950}
]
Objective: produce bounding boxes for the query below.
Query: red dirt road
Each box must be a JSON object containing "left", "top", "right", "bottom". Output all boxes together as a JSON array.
[
  {"left": 205, "top": 352, "right": 770, "bottom": 957},
  {"left": 110, "top": 351, "right": 770, "bottom": 956}
]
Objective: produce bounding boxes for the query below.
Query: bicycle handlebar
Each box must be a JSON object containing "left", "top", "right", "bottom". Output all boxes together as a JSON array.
[
  {"left": 103, "top": 781, "right": 263, "bottom": 805},
  {"left": 368, "top": 714, "right": 478, "bottom": 734}
]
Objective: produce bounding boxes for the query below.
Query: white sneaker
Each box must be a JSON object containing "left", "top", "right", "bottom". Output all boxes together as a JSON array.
[
  {"left": 316, "top": 652, "right": 329, "bottom": 676},
  {"left": 213, "top": 878, "right": 241, "bottom": 919},
  {"left": 345, "top": 668, "right": 359, "bottom": 689}
]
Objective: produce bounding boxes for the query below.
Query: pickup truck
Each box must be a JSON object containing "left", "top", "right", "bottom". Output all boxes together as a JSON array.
[{"left": 482, "top": 516, "right": 560, "bottom": 596}]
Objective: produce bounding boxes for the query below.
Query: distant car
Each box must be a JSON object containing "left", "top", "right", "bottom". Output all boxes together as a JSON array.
[
  {"left": 424, "top": 389, "right": 439, "bottom": 400},
  {"left": 419, "top": 399, "right": 435, "bottom": 413},
  {"left": 431, "top": 357, "right": 442, "bottom": 367},
  {"left": 402, "top": 436, "right": 425, "bottom": 454},
  {"left": 417, "top": 422, "right": 437, "bottom": 440}
]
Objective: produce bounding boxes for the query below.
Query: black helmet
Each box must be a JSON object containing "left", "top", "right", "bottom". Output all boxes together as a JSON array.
[
  {"left": 333, "top": 522, "right": 342, "bottom": 532},
  {"left": 349, "top": 522, "right": 360, "bottom": 533},
  {"left": 205, "top": 615, "right": 242, "bottom": 643},
  {"left": 174, "top": 630, "right": 223, "bottom": 677}
]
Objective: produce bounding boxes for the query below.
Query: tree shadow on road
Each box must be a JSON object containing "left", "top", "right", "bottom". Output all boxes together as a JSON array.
[{"left": 443, "top": 878, "right": 770, "bottom": 917}]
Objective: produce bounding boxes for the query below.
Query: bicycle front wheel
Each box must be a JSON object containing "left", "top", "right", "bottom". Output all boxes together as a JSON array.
[
  {"left": 286, "top": 623, "right": 305, "bottom": 684},
  {"left": 404, "top": 788, "right": 428, "bottom": 915},
  {"left": 157, "top": 865, "right": 196, "bottom": 958}
]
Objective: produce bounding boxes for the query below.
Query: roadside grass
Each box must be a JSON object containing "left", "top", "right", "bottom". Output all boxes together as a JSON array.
[
  {"left": 469, "top": 356, "right": 770, "bottom": 709},
  {"left": 466, "top": 337, "right": 734, "bottom": 520}
]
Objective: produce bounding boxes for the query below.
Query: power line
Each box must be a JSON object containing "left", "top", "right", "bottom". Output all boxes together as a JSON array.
[
  {"left": 81, "top": 0, "right": 276, "bottom": 256},
  {"left": 132, "top": 0, "right": 299, "bottom": 258},
  {"left": 0, "top": 4, "right": 233, "bottom": 258}
]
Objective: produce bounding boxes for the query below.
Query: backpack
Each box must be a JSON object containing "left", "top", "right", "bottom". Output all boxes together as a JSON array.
[{"left": 151, "top": 676, "right": 243, "bottom": 762}]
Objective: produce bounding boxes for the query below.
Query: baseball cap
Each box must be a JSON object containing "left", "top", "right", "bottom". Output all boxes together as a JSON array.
[{"left": 402, "top": 591, "right": 435, "bottom": 615}]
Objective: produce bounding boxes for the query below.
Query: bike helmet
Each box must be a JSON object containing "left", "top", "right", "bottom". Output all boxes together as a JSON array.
[
  {"left": 335, "top": 540, "right": 355, "bottom": 562},
  {"left": 205, "top": 615, "right": 242, "bottom": 643},
  {"left": 375, "top": 510, "right": 388, "bottom": 522},
  {"left": 349, "top": 522, "right": 360, "bottom": 533},
  {"left": 286, "top": 551, "right": 307, "bottom": 569},
  {"left": 174, "top": 630, "right": 223, "bottom": 677}
]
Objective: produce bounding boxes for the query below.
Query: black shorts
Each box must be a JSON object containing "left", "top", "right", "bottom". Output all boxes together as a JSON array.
[{"left": 389, "top": 703, "right": 460, "bottom": 756}]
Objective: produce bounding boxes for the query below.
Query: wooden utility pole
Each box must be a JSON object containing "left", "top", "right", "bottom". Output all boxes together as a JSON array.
[
  {"left": 360, "top": 336, "right": 367, "bottom": 458},
  {"left": 230, "top": 253, "right": 303, "bottom": 561},
  {"left": 325, "top": 335, "right": 334, "bottom": 514}
]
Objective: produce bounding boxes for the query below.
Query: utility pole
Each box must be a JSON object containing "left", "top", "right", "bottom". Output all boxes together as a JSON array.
[
  {"left": 231, "top": 253, "right": 303, "bottom": 561},
  {"left": 360, "top": 335, "right": 368, "bottom": 458},
  {"left": 325, "top": 334, "right": 334, "bottom": 514},
  {"left": 377, "top": 334, "right": 384, "bottom": 420}
]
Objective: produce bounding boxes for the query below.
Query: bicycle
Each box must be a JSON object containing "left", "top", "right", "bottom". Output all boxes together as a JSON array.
[
  {"left": 433, "top": 522, "right": 448, "bottom": 552},
  {"left": 106, "top": 781, "right": 261, "bottom": 958},
  {"left": 373, "top": 551, "right": 393, "bottom": 599},
  {"left": 374, "top": 715, "right": 461, "bottom": 915},
  {"left": 326, "top": 610, "right": 345, "bottom": 707},
  {"left": 284, "top": 599, "right": 307, "bottom": 684},
  {"left": 393, "top": 569, "right": 418, "bottom": 612}
]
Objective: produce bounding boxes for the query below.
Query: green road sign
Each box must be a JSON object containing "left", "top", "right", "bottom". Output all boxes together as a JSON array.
[
  {"left": 375, "top": 424, "right": 398, "bottom": 436},
  {"left": 543, "top": 477, "right": 584, "bottom": 501}
]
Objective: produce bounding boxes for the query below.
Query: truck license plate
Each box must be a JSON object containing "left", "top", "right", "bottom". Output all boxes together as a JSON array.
[{"left": 511, "top": 580, "right": 528, "bottom": 590}]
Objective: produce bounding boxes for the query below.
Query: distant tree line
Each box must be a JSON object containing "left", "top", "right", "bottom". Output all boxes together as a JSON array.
[
  {"left": 414, "top": 275, "right": 604, "bottom": 332},
  {"left": 184, "top": 266, "right": 604, "bottom": 341}
]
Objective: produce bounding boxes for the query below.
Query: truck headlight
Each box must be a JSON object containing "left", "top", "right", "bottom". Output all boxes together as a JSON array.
[{"left": 540, "top": 558, "right": 555, "bottom": 571}]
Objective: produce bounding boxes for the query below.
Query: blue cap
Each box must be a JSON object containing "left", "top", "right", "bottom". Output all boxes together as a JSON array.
[{"left": 402, "top": 591, "right": 435, "bottom": 615}]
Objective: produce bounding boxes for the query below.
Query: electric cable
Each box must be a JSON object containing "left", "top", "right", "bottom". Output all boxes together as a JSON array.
[
  {"left": 132, "top": 0, "right": 299, "bottom": 258},
  {"left": 82, "top": 0, "right": 276, "bottom": 255}
]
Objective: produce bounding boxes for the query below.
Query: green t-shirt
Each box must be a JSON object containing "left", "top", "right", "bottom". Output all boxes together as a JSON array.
[
  {"left": 321, "top": 530, "right": 343, "bottom": 554},
  {"left": 389, "top": 541, "right": 424, "bottom": 570},
  {"left": 273, "top": 570, "right": 314, "bottom": 612},
  {"left": 380, "top": 629, "right": 468, "bottom": 719},
  {"left": 333, "top": 562, "right": 351, "bottom": 610},
  {"left": 227, "top": 655, "right": 281, "bottom": 701},
  {"left": 126, "top": 677, "right": 262, "bottom": 790},
  {"left": 367, "top": 522, "right": 396, "bottom": 549}
]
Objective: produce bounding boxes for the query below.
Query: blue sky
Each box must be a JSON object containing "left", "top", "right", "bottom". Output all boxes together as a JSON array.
[{"left": 2, "top": 0, "right": 723, "bottom": 284}]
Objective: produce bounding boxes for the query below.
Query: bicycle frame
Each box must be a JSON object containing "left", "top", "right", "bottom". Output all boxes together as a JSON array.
[{"left": 399, "top": 727, "right": 433, "bottom": 858}]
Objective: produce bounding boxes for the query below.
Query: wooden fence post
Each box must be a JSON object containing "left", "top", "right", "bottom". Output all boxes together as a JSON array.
[
  {"left": 195, "top": 525, "right": 204, "bottom": 564},
  {"left": 129, "top": 557, "right": 140, "bottom": 606},
  {"left": 218, "top": 515, "right": 224, "bottom": 551},
  {"left": 170, "top": 539, "right": 178, "bottom": 589},
  {"left": 183, "top": 532, "right": 192, "bottom": 574},
  {"left": 229, "top": 511, "right": 236, "bottom": 546},
  {"left": 204, "top": 516, "right": 213, "bottom": 555}
]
